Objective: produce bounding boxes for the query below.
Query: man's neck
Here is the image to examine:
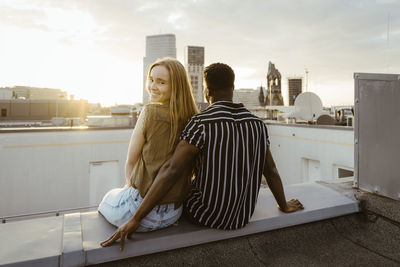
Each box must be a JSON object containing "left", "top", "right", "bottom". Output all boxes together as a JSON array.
[{"left": 209, "top": 96, "right": 233, "bottom": 104}]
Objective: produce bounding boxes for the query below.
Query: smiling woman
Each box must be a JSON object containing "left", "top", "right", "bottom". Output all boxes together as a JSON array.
[
  {"left": 97, "top": 57, "right": 198, "bottom": 236},
  {"left": 148, "top": 65, "right": 172, "bottom": 104}
]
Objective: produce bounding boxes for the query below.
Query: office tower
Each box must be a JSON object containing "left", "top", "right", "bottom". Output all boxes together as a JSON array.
[
  {"left": 184, "top": 46, "right": 205, "bottom": 104},
  {"left": 142, "top": 34, "right": 176, "bottom": 104},
  {"left": 288, "top": 78, "right": 303, "bottom": 106}
]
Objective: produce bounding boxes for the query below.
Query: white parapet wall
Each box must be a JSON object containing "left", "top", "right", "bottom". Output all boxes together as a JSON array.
[
  {"left": 0, "top": 124, "right": 354, "bottom": 219},
  {"left": 266, "top": 122, "right": 354, "bottom": 185},
  {"left": 0, "top": 128, "right": 132, "bottom": 218}
]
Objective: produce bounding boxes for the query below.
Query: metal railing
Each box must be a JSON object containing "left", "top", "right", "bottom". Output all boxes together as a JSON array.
[{"left": 1, "top": 205, "right": 98, "bottom": 224}]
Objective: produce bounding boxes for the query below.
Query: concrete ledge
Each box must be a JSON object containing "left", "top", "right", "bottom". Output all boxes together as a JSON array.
[
  {"left": 62, "top": 213, "right": 85, "bottom": 267},
  {"left": 0, "top": 216, "right": 63, "bottom": 266},
  {"left": 83, "top": 183, "right": 358, "bottom": 265},
  {"left": 0, "top": 183, "right": 359, "bottom": 267}
]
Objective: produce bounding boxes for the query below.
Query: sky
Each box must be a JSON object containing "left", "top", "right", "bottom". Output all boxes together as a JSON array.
[{"left": 0, "top": 0, "right": 399, "bottom": 107}]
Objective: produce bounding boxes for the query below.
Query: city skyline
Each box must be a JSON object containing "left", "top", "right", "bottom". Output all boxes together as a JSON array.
[{"left": 0, "top": 0, "right": 399, "bottom": 106}]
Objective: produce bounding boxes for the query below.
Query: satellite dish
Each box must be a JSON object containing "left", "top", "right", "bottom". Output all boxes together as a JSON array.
[{"left": 294, "top": 92, "right": 323, "bottom": 121}]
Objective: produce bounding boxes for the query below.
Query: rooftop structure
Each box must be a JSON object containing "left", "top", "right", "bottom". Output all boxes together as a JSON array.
[
  {"left": 0, "top": 122, "right": 353, "bottom": 218},
  {"left": 233, "top": 88, "right": 263, "bottom": 108}
]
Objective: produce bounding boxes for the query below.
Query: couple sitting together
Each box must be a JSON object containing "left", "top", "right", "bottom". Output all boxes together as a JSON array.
[{"left": 99, "top": 58, "right": 304, "bottom": 250}]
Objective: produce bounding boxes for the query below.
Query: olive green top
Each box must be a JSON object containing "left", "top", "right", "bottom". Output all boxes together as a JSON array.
[{"left": 130, "top": 103, "right": 191, "bottom": 205}]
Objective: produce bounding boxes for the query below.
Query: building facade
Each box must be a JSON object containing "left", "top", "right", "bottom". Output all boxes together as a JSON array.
[
  {"left": 288, "top": 78, "right": 303, "bottom": 106},
  {"left": 0, "top": 86, "right": 67, "bottom": 100},
  {"left": 184, "top": 46, "right": 205, "bottom": 104},
  {"left": 0, "top": 99, "right": 88, "bottom": 121},
  {"left": 233, "top": 88, "right": 261, "bottom": 108},
  {"left": 0, "top": 88, "right": 13, "bottom": 99},
  {"left": 266, "top": 62, "right": 284, "bottom": 106},
  {"left": 142, "top": 34, "right": 176, "bottom": 104}
]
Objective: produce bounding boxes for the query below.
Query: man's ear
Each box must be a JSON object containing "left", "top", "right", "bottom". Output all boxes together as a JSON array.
[
  {"left": 204, "top": 85, "right": 213, "bottom": 97},
  {"left": 204, "top": 87, "right": 212, "bottom": 104}
]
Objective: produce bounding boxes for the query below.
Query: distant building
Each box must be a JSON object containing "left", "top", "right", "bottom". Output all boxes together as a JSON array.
[
  {"left": 142, "top": 34, "right": 177, "bottom": 104},
  {"left": 0, "top": 99, "right": 88, "bottom": 121},
  {"left": 0, "top": 88, "right": 13, "bottom": 100},
  {"left": 233, "top": 88, "right": 260, "bottom": 108},
  {"left": 184, "top": 46, "right": 205, "bottom": 104},
  {"left": 258, "top": 85, "right": 267, "bottom": 107},
  {"left": 287, "top": 78, "right": 302, "bottom": 106},
  {"left": 266, "top": 62, "right": 284, "bottom": 106},
  {"left": 0, "top": 86, "right": 67, "bottom": 100}
]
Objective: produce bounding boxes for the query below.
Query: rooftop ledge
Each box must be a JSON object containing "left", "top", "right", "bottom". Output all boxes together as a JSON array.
[{"left": 0, "top": 182, "right": 359, "bottom": 267}]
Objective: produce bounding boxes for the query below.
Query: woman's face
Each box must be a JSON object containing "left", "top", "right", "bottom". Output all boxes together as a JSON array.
[{"left": 148, "top": 65, "right": 171, "bottom": 104}]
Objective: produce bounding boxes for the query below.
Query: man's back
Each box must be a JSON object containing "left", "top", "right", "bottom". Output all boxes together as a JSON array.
[{"left": 181, "top": 101, "right": 269, "bottom": 230}]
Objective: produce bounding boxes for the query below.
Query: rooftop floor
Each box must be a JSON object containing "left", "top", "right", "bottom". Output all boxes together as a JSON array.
[
  {"left": 97, "top": 181, "right": 400, "bottom": 267},
  {"left": 0, "top": 182, "right": 361, "bottom": 266}
]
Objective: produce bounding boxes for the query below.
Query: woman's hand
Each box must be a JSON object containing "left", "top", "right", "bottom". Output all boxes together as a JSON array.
[{"left": 100, "top": 217, "right": 140, "bottom": 251}]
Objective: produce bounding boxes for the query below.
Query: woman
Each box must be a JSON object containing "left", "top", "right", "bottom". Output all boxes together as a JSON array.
[{"left": 98, "top": 58, "right": 198, "bottom": 232}]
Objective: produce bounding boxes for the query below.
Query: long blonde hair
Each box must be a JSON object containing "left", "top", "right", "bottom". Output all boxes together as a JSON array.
[{"left": 147, "top": 58, "right": 198, "bottom": 151}]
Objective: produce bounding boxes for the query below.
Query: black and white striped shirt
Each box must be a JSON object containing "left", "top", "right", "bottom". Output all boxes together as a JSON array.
[{"left": 181, "top": 101, "right": 269, "bottom": 230}]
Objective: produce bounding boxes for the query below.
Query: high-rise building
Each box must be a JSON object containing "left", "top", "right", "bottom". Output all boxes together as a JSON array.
[
  {"left": 184, "top": 46, "right": 205, "bottom": 104},
  {"left": 142, "top": 34, "right": 176, "bottom": 104},
  {"left": 288, "top": 78, "right": 303, "bottom": 106}
]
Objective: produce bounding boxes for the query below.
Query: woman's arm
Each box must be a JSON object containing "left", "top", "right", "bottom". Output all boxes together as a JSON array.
[{"left": 124, "top": 109, "right": 146, "bottom": 186}]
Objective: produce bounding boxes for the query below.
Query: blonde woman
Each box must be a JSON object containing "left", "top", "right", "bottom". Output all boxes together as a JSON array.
[{"left": 98, "top": 58, "right": 198, "bottom": 232}]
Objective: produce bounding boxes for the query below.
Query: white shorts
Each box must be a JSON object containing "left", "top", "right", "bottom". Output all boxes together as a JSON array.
[{"left": 98, "top": 186, "right": 182, "bottom": 232}]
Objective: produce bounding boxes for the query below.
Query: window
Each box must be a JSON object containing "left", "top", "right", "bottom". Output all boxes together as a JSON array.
[
  {"left": 1, "top": 108, "right": 6, "bottom": 117},
  {"left": 338, "top": 168, "right": 354, "bottom": 178}
]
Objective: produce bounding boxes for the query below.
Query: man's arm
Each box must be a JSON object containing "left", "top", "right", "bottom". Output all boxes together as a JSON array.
[
  {"left": 263, "top": 146, "right": 304, "bottom": 212},
  {"left": 101, "top": 140, "right": 199, "bottom": 250}
]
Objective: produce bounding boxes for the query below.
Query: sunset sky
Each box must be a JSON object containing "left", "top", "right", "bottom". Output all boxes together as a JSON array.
[{"left": 0, "top": 0, "right": 399, "bottom": 106}]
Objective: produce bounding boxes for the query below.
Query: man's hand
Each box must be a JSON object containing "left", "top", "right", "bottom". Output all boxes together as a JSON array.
[
  {"left": 278, "top": 199, "right": 304, "bottom": 213},
  {"left": 100, "top": 217, "right": 140, "bottom": 251}
]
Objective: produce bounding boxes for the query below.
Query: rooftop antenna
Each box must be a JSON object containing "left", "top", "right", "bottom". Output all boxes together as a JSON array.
[
  {"left": 305, "top": 68, "right": 309, "bottom": 92},
  {"left": 386, "top": 12, "right": 391, "bottom": 73}
]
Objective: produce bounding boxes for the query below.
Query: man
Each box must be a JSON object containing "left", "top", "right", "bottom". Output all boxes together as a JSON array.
[{"left": 102, "top": 63, "right": 303, "bottom": 250}]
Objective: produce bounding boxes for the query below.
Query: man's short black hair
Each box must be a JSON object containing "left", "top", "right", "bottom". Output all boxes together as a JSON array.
[{"left": 203, "top": 63, "right": 235, "bottom": 92}]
